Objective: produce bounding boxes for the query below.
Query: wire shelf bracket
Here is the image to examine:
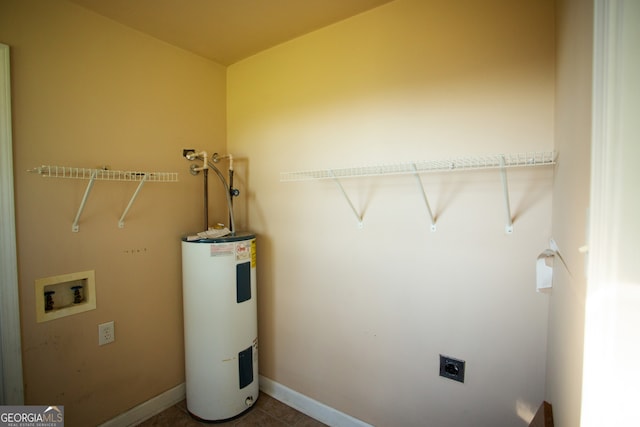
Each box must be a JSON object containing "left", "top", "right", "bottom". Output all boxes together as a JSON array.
[
  {"left": 499, "top": 156, "right": 514, "bottom": 234},
  {"left": 330, "top": 170, "right": 363, "bottom": 228},
  {"left": 118, "top": 173, "right": 149, "bottom": 229},
  {"left": 28, "top": 165, "right": 178, "bottom": 232},
  {"left": 280, "top": 151, "right": 556, "bottom": 233},
  {"left": 411, "top": 163, "right": 437, "bottom": 232},
  {"left": 72, "top": 170, "right": 97, "bottom": 232}
]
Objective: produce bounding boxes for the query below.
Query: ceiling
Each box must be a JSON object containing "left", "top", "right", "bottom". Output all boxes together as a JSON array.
[{"left": 67, "top": 0, "right": 394, "bottom": 65}]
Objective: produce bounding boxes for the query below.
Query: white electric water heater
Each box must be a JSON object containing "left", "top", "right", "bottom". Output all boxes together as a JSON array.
[{"left": 181, "top": 232, "right": 258, "bottom": 421}]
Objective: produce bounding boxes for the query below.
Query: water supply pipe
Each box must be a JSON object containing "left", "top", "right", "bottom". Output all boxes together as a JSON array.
[
  {"left": 212, "top": 153, "right": 238, "bottom": 229},
  {"left": 206, "top": 159, "right": 236, "bottom": 234},
  {"left": 202, "top": 168, "right": 209, "bottom": 232},
  {"left": 187, "top": 150, "right": 209, "bottom": 171},
  {"left": 184, "top": 149, "right": 236, "bottom": 235}
]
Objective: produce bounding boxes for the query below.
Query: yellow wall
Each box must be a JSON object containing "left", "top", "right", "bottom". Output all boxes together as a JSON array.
[
  {"left": 0, "top": 0, "right": 227, "bottom": 425},
  {"left": 228, "top": 0, "right": 555, "bottom": 425},
  {"left": 546, "top": 0, "right": 592, "bottom": 425}
]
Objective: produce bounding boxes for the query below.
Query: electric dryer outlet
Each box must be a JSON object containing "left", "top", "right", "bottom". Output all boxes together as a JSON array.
[{"left": 439, "top": 354, "right": 465, "bottom": 383}]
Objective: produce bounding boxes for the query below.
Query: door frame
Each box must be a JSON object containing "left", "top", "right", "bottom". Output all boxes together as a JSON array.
[
  {"left": 0, "top": 42, "right": 24, "bottom": 405},
  {"left": 581, "top": 0, "right": 640, "bottom": 425}
]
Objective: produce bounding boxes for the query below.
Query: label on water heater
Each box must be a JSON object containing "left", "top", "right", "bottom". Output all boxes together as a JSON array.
[
  {"left": 210, "top": 243, "right": 234, "bottom": 256},
  {"left": 235, "top": 242, "right": 251, "bottom": 261}
]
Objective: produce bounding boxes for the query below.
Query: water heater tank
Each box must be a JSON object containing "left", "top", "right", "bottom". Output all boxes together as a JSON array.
[{"left": 181, "top": 232, "right": 258, "bottom": 421}]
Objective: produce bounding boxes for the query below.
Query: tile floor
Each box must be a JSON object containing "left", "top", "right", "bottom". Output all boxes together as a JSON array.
[{"left": 137, "top": 392, "right": 327, "bottom": 426}]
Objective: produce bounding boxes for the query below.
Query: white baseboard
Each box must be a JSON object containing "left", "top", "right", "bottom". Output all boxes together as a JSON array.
[
  {"left": 99, "top": 376, "right": 371, "bottom": 427},
  {"left": 259, "top": 375, "right": 372, "bottom": 427},
  {"left": 98, "top": 383, "right": 185, "bottom": 427}
]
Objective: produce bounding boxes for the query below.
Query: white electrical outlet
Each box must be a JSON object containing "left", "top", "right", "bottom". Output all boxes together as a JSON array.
[{"left": 98, "top": 321, "right": 115, "bottom": 346}]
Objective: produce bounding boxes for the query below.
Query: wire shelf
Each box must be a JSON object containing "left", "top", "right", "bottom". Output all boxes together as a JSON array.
[
  {"left": 28, "top": 165, "right": 178, "bottom": 182},
  {"left": 279, "top": 151, "right": 556, "bottom": 233},
  {"left": 280, "top": 151, "right": 556, "bottom": 182},
  {"left": 27, "top": 164, "right": 178, "bottom": 231}
]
